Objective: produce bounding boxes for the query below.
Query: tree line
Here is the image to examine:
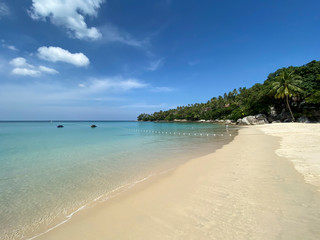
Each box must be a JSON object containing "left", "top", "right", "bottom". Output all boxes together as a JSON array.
[{"left": 138, "top": 60, "right": 320, "bottom": 122}]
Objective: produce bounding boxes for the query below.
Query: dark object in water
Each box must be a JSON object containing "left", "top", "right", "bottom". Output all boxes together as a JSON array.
[
  {"left": 57, "top": 125, "right": 64, "bottom": 128},
  {"left": 91, "top": 124, "right": 97, "bottom": 128}
]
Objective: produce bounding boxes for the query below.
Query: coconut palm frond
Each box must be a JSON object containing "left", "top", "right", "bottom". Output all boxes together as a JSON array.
[{"left": 271, "top": 69, "right": 304, "bottom": 121}]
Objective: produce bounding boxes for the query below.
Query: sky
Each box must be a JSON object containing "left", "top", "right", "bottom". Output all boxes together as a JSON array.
[{"left": 0, "top": 0, "right": 319, "bottom": 120}]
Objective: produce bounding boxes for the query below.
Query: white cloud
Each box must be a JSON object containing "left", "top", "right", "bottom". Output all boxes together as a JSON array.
[
  {"left": 6, "top": 45, "right": 17, "bottom": 51},
  {"left": 147, "top": 58, "right": 163, "bottom": 71},
  {"left": 1, "top": 40, "right": 18, "bottom": 51},
  {"left": 0, "top": 2, "right": 9, "bottom": 18},
  {"left": 9, "top": 57, "right": 59, "bottom": 77},
  {"left": 37, "top": 46, "right": 89, "bottom": 67},
  {"left": 100, "top": 24, "right": 146, "bottom": 47},
  {"left": 12, "top": 68, "right": 41, "bottom": 77},
  {"left": 0, "top": 77, "right": 147, "bottom": 106},
  {"left": 39, "top": 65, "right": 59, "bottom": 74},
  {"left": 10, "top": 57, "right": 34, "bottom": 68},
  {"left": 80, "top": 77, "right": 148, "bottom": 92},
  {"left": 29, "top": 0, "right": 104, "bottom": 40}
]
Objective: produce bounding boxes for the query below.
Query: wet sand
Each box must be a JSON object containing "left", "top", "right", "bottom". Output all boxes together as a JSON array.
[{"left": 35, "top": 124, "right": 320, "bottom": 240}]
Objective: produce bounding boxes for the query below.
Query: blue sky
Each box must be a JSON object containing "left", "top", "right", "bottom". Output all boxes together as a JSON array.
[{"left": 0, "top": 0, "right": 319, "bottom": 120}]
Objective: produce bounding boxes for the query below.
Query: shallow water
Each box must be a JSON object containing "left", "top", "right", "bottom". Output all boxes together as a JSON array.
[{"left": 0, "top": 121, "right": 237, "bottom": 239}]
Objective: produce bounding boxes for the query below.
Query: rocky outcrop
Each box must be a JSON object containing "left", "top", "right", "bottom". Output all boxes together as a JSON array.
[
  {"left": 237, "top": 114, "right": 269, "bottom": 125},
  {"left": 297, "top": 116, "right": 310, "bottom": 123}
]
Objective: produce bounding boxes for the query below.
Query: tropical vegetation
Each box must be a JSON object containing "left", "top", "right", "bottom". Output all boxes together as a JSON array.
[
  {"left": 271, "top": 69, "right": 303, "bottom": 122},
  {"left": 138, "top": 60, "right": 320, "bottom": 122}
]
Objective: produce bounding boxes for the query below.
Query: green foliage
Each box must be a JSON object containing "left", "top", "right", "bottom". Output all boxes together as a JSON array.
[
  {"left": 138, "top": 60, "right": 320, "bottom": 122},
  {"left": 305, "top": 90, "right": 320, "bottom": 104}
]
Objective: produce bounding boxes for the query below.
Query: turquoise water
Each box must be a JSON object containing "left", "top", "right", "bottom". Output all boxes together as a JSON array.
[{"left": 0, "top": 121, "right": 237, "bottom": 239}]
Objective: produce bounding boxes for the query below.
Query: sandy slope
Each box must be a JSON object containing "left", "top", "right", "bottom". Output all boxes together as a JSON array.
[{"left": 34, "top": 125, "right": 320, "bottom": 240}]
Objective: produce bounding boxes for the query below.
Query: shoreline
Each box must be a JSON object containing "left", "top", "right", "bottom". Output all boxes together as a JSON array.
[
  {"left": 1, "top": 122, "right": 237, "bottom": 240},
  {"left": 33, "top": 124, "right": 320, "bottom": 239}
]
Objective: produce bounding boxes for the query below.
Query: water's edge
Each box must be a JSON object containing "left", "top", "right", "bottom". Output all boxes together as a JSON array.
[
  {"left": 25, "top": 128, "right": 239, "bottom": 240},
  {"left": 0, "top": 122, "right": 239, "bottom": 240}
]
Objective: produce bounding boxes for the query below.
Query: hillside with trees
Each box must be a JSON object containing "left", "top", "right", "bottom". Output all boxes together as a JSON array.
[{"left": 138, "top": 60, "right": 320, "bottom": 122}]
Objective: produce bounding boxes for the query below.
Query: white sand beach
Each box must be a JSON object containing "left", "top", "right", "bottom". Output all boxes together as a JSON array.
[
  {"left": 34, "top": 123, "right": 320, "bottom": 240},
  {"left": 258, "top": 123, "right": 320, "bottom": 189}
]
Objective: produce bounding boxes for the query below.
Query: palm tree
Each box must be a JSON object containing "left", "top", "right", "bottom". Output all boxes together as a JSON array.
[{"left": 272, "top": 69, "right": 303, "bottom": 122}]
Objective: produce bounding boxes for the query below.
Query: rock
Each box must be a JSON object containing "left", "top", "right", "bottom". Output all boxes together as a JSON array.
[
  {"left": 57, "top": 125, "right": 64, "bottom": 128},
  {"left": 255, "top": 114, "right": 267, "bottom": 120},
  {"left": 272, "top": 120, "right": 281, "bottom": 123},
  {"left": 269, "top": 106, "right": 277, "bottom": 118},
  {"left": 198, "top": 119, "right": 206, "bottom": 122},
  {"left": 239, "top": 116, "right": 252, "bottom": 125},
  {"left": 238, "top": 115, "right": 269, "bottom": 125},
  {"left": 278, "top": 110, "right": 292, "bottom": 121},
  {"left": 297, "top": 116, "right": 310, "bottom": 123},
  {"left": 91, "top": 124, "right": 97, "bottom": 128},
  {"left": 173, "top": 119, "right": 188, "bottom": 122},
  {"left": 224, "top": 119, "right": 232, "bottom": 124}
]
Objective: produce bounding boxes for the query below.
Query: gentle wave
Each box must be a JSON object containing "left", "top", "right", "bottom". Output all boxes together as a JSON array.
[{"left": 26, "top": 168, "right": 175, "bottom": 240}]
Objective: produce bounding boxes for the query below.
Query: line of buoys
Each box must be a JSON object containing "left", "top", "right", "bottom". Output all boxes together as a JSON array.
[{"left": 132, "top": 129, "right": 231, "bottom": 137}]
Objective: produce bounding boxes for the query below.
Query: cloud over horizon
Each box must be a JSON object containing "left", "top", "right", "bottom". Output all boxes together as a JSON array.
[
  {"left": 37, "top": 46, "right": 90, "bottom": 67},
  {"left": 29, "top": 0, "right": 104, "bottom": 40}
]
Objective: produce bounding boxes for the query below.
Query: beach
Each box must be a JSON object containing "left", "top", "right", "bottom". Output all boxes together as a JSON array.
[{"left": 34, "top": 123, "right": 320, "bottom": 240}]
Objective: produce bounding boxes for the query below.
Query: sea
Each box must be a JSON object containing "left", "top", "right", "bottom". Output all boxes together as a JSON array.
[{"left": 0, "top": 121, "right": 238, "bottom": 240}]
